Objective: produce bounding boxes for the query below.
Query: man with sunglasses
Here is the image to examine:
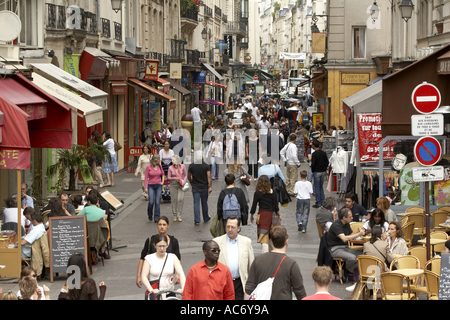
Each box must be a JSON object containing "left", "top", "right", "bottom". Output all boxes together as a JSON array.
[{"left": 183, "top": 240, "right": 235, "bottom": 300}]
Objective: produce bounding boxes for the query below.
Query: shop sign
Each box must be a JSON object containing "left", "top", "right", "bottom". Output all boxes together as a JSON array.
[
  {"left": 341, "top": 72, "right": 370, "bottom": 85},
  {"left": 193, "top": 71, "right": 206, "bottom": 84},
  {"left": 437, "top": 57, "right": 450, "bottom": 75},
  {"left": 145, "top": 59, "right": 159, "bottom": 81},
  {"left": 0, "top": 148, "right": 31, "bottom": 170},
  {"left": 357, "top": 113, "right": 396, "bottom": 163}
]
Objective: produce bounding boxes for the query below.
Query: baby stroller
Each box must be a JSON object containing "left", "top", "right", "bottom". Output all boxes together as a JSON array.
[
  {"left": 161, "top": 154, "right": 171, "bottom": 203},
  {"left": 150, "top": 290, "right": 183, "bottom": 300}
]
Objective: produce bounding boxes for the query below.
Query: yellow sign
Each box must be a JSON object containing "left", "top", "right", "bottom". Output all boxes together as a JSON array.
[
  {"left": 341, "top": 72, "right": 370, "bottom": 85},
  {"left": 312, "top": 33, "right": 326, "bottom": 54},
  {"left": 170, "top": 62, "right": 182, "bottom": 79}
]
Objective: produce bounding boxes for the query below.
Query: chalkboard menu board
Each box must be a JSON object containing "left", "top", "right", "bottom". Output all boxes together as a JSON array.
[
  {"left": 439, "top": 253, "right": 450, "bottom": 300},
  {"left": 48, "top": 215, "right": 88, "bottom": 282},
  {"left": 322, "top": 136, "right": 337, "bottom": 158},
  {"left": 295, "top": 135, "right": 305, "bottom": 161}
]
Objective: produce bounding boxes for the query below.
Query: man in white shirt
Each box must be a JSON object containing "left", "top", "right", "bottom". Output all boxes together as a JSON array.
[
  {"left": 213, "top": 216, "right": 254, "bottom": 300},
  {"left": 243, "top": 99, "right": 252, "bottom": 110},
  {"left": 258, "top": 116, "right": 271, "bottom": 135},
  {"left": 280, "top": 134, "right": 301, "bottom": 195},
  {"left": 191, "top": 103, "right": 202, "bottom": 123},
  {"left": 20, "top": 211, "right": 46, "bottom": 259},
  {"left": 250, "top": 102, "right": 258, "bottom": 118}
]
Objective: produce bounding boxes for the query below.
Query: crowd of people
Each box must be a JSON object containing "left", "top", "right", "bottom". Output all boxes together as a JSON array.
[{"left": 5, "top": 83, "right": 442, "bottom": 301}]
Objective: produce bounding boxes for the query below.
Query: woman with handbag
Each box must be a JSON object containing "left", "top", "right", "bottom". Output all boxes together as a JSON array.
[
  {"left": 250, "top": 175, "right": 281, "bottom": 253},
  {"left": 144, "top": 154, "right": 165, "bottom": 222},
  {"left": 363, "top": 226, "right": 394, "bottom": 270},
  {"left": 206, "top": 132, "right": 223, "bottom": 180},
  {"left": 135, "top": 144, "right": 153, "bottom": 200},
  {"left": 141, "top": 234, "right": 185, "bottom": 300},
  {"left": 167, "top": 155, "right": 187, "bottom": 222},
  {"left": 245, "top": 129, "right": 260, "bottom": 181}
]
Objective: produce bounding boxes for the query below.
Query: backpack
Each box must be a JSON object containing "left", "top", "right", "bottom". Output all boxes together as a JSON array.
[
  {"left": 222, "top": 190, "right": 241, "bottom": 219},
  {"left": 139, "top": 130, "right": 146, "bottom": 143}
]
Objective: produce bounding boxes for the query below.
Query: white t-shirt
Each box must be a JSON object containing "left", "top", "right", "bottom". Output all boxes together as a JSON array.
[
  {"left": 363, "top": 221, "right": 389, "bottom": 233},
  {"left": 22, "top": 223, "right": 46, "bottom": 258},
  {"left": 259, "top": 120, "right": 270, "bottom": 135},
  {"left": 103, "top": 138, "right": 116, "bottom": 155},
  {"left": 191, "top": 107, "right": 202, "bottom": 122},
  {"left": 2, "top": 207, "right": 28, "bottom": 230},
  {"left": 294, "top": 180, "right": 313, "bottom": 200},
  {"left": 144, "top": 253, "right": 175, "bottom": 290}
]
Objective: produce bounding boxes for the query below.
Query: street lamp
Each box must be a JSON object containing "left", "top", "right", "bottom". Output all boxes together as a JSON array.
[
  {"left": 370, "top": 2, "right": 380, "bottom": 21},
  {"left": 399, "top": 0, "right": 414, "bottom": 22},
  {"left": 201, "top": 28, "right": 208, "bottom": 40},
  {"left": 111, "top": 0, "right": 123, "bottom": 13}
]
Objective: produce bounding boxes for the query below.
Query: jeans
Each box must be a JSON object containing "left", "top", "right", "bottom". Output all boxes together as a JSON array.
[
  {"left": 147, "top": 184, "right": 162, "bottom": 220},
  {"left": 192, "top": 189, "right": 209, "bottom": 223},
  {"left": 210, "top": 156, "right": 220, "bottom": 179},
  {"left": 313, "top": 171, "right": 326, "bottom": 206},
  {"left": 296, "top": 199, "right": 310, "bottom": 230}
]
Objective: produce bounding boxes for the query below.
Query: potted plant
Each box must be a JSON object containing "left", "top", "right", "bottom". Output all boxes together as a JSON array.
[{"left": 47, "top": 142, "right": 109, "bottom": 193}]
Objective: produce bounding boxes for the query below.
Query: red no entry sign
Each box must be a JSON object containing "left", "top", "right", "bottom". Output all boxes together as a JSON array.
[
  {"left": 253, "top": 75, "right": 258, "bottom": 81},
  {"left": 414, "top": 136, "right": 442, "bottom": 166},
  {"left": 411, "top": 82, "right": 441, "bottom": 114}
]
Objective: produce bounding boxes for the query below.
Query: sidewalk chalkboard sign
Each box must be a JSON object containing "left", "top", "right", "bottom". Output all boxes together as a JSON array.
[
  {"left": 439, "top": 253, "right": 450, "bottom": 300},
  {"left": 48, "top": 215, "right": 88, "bottom": 283},
  {"left": 295, "top": 135, "right": 305, "bottom": 161}
]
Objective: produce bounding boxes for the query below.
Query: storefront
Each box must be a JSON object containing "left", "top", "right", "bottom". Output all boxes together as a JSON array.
[{"left": 379, "top": 43, "right": 450, "bottom": 213}]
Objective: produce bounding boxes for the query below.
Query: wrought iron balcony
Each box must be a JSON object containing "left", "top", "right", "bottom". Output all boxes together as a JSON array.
[
  {"left": 204, "top": 5, "right": 213, "bottom": 17},
  {"left": 214, "top": 5, "right": 222, "bottom": 17},
  {"left": 181, "top": 7, "right": 198, "bottom": 22},
  {"left": 185, "top": 49, "right": 201, "bottom": 66},
  {"left": 102, "top": 18, "right": 111, "bottom": 38},
  {"left": 226, "top": 21, "right": 247, "bottom": 36},
  {"left": 46, "top": 3, "right": 97, "bottom": 34}
]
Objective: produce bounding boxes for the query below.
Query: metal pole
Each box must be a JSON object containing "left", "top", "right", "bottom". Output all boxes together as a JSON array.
[{"left": 425, "top": 181, "right": 431, "bottom": 261}]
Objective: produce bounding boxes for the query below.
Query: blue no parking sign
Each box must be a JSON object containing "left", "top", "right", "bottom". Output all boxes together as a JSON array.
[{"left": 414, "top": 136, "right": 442, "bottom": 166}]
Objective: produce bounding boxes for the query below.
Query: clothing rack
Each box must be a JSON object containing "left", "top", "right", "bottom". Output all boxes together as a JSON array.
[{"left": 361, "top": 169, "right": 399, "bottom": 209}]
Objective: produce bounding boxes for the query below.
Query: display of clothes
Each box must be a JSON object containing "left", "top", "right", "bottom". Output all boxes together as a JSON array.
[
  {"left": 361, "top": 171, "right": 400, "bottom": 209},
  {"left": 330, "top": 147, "right": 348, "bottom": 176}
]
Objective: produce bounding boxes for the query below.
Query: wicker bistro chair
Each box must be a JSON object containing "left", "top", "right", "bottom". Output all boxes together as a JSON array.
[
  {"left": 430, "top": 211, "right": 449, "bottom": 232},
  {"left": 402, "top": 221, "right": 415, "bottom": 247},
  {"left": 405, "top": 206, "right": 425, "bottom": 214},
  {"left": 408, "top": 246, "right": 428, "bottom": 269},
  {"left": 430, "top": 231, "right": 449, "bottom": 254},
  {"left": 437, "top": 205, "right": 450, "bottom": 213},
  {"left": 398, "top": 216, "right": 409, "bottom": 227},
  {"left": 315, "top": 219, "right": 327, "bottom": 239},
  {"left": 423, "top": 270, "right": 440, "bottom": 300},
  {"left": 380, "top": 272, "right": 413, "bottom": 300},
  {"left": 424, "top": 256, "right": 441, "bottom": 274},
  {"left": 356, "top": 255, "right": 386, "bottom": 300},
  {"left": 390, "top": 255, "right": 420, "bottom": 271},
  {"left": 407, "top": 213, "right": 426, "bottom": 239}
]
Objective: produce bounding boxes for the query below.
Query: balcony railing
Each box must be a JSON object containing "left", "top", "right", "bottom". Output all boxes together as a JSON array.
[
  {"left": 185, "top": 49, "right": 200, "bottom": 66},
  {"left": 102, "top": 18, "right": 111, "bottom": 38},
  {"left": 46, "top": 4, "right": 97, "bottom": 34},
  {"left": 222, "top": 13, "right": 228, "bottom": 23},
  {"left": 214, "top": 5, "right": 222, "bottom": 17},
  {"left": 226, "top": 21, "right": 247, "bottom": 35},
  {"left": 204, "top": 5, "right": 213, "bottom": 17},
  {"left": 114, "top": 22, "right": 122, "bottom": 41},
  {"left": 170, "top": 39, "right": 185, "bottom": 60},
  {"left": 148, "top": 52, "right": 169, "bottom": 67},
  {"left": 181, "top": 7, "right": 198, "bottom": 22}
]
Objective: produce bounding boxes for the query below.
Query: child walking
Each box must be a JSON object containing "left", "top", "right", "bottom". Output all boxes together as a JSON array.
[{"left": 294, "top": 170, "right": 313, "bottom": 233}]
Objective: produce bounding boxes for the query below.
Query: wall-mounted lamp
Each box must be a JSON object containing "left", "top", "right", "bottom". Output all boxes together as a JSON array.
[
  {"left": 399, "top": 0, "right": 414, "bottom": 22},
  {"left": 111, "top": 0, "right": 124, "bottom": 13}
]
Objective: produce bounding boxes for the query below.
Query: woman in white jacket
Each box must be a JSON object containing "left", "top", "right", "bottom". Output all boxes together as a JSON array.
[
  {"left": 206, "top": 131, "right": 223, "bottom": 180},
  {"left": 135, "top": 144, "right": 152, "bottom": 200}
]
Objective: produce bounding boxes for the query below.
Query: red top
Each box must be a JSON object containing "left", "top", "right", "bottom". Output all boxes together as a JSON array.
[
  {"left": 182, "top": 260, "right": 235, "bottom": 300},
  {"left": 302, "top": 292, "right": 342, "bottom": 300}
]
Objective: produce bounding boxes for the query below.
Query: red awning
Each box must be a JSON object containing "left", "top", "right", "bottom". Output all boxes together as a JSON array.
[
  {"left": 0, "top": 77, "right": 48, "bottom": 121},
  {"left": 128, "top": 78, "right": 176, "bottom": 109},
  {"left": 155, "top": 77, "right": 171, "bottom": 93},
  {"left": 0, "top": 94, "right": 31, "bottom": 170},
  {"left": 205, "top": 80, "right": 227, "bottom": 89},
  {"left": 14, "top": 73, "right": 72, "bottom": 149}
]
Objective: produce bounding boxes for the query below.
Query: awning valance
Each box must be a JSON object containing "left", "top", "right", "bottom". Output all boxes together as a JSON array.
[
  {"left": 128, "top": 78, "right": 176, "bottom": 107},
  {"left": 79, "top": 47, "right": 121, "bottom": 80},
  {"left": 30, "top": 63, "right": 108, "bottom": 110},
  {"left": 205, "top": 80, "right": 227, "bottom": 89},
  {"left": 161, "top": 77, "right": 192, "bottom": 96},
  {"left": 32, "top": 73, "right": 103, "bottom": 127},
  {"left": 202, "top": 63, "right": 224, "bottom": 81},
  {"left": 0, "top": 94, "right": 31, "bottom": 170}
]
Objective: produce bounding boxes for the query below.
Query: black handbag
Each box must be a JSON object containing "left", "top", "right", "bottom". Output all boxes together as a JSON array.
[{"left": 270, "top": 165, "right": 292, "bottom": 205}]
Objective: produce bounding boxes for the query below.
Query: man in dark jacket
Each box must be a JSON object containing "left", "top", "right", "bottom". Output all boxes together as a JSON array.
[
  {"left": 311, "top": 139, "right": 329, "bottom": 208},
  {"left": 217, "top": 174, "right": 248, "bottom": 226}
]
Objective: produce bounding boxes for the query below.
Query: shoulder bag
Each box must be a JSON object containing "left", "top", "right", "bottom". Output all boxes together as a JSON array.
[
  {"left": 148, "top": 253, "right": 169, "bottom": 300},
  {"left": 240, "top": 168, "right": 251, "bottom": 186},
  {"left": 248, "top": 255, "right": 287, "bottom": 300}
]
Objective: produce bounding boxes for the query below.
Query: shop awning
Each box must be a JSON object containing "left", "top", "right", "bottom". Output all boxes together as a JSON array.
[
  {"left": 202, "top": 63, "right": 224, "bottom": 81},
  {"left": 128, "top": 78, "right": 176, "bottom": 109},
  {"left": 32, "top": 73, "right": 103, "bottom": 127},
  {"left": 0, "top": 94, "right": 31, "bottom": 170},
  {"left": 79, "top": 47, "right": 121, "bottom": 81},
  {"left": 13, "top": 73, "right": 72, "bottom": 149},
  {"left": 0, "top": 77, "right": 47, "bottom": 121},
  {"left": 205, "top": 80, "right": 227, "bottom": 89},
  {"left": 155, "top": 78, "right": 171, "bottom": 93},
  {"left": 161, "top": 77, "right": 192, "bottom": 96},
  {"left": 30, "top": 63, "right": 108, "bottom": 110},
  {"left": 342, "top": 80, "right": 382, "bottom": 121}
]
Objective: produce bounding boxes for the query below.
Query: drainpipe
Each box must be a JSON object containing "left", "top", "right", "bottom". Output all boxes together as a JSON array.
[{"left": 97, "top": 0, "right": 101, "bottom": 49}]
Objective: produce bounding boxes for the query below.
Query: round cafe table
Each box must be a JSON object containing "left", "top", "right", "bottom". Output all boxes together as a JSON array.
[
  {"left": 391, "top": 268, "right": 424, "bottom": 278},
  {"left": 417, "top": 238, "right": 448, "bottom": 254}
]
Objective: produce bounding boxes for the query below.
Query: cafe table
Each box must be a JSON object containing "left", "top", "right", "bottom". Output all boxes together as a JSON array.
[
  {"left": 417, "top": 238, "right": 448, "bottom": 254},
  {"left": 439, "top": 223, "right": 450, "bottom": 229}
]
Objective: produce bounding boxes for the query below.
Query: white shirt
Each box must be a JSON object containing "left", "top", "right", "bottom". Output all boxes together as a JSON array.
[
  {"left": 2, "top": 207, "right": 28, "bottom": 230},
  {"left": 251, "top": 106, "right": 258, "bottom": 118},
  {"left": 191, "top": 107, "right": 202, "bottom": 122},
  {"left": 331, "top": 148, "right": 348, "bottom": 175},
  {"left": 258, "top": 120, "right": 270, "bottom": 135},
  {"left": 22, "top": 223, "right": 46, "bottom": 258},
  {"left": 294, "top": 180, "right": 313, "bottom": 200},
  {"left": 144, "top": 253, "right": 175, "bottom": 290},
  {"left": 363, "top": 221, "right": 389, "bottom": 233},
  {"left": 280, "top": 142, "right": 301, "bottom": 166},
  {"left": 227, "top": 235, "right": 240, "bottom": 279},
  {"left": 103, "top": 138, "right": 116, "bottom": 155},
  {"left": 244, "top": 102, "right": 252, "bottom": 110}
]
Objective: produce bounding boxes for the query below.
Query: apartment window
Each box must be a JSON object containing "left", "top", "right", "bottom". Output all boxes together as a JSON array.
[{"left": 353, "top": 27, "right": 365, "bottom": 59}]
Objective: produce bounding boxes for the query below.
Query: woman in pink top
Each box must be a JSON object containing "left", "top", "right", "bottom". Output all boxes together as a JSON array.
[
  {"left": 144, "top": 154, "right": 165, "bottom": 222},
  {"left": 167, "top": 155, "right": 187, "bottom": 222}
]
